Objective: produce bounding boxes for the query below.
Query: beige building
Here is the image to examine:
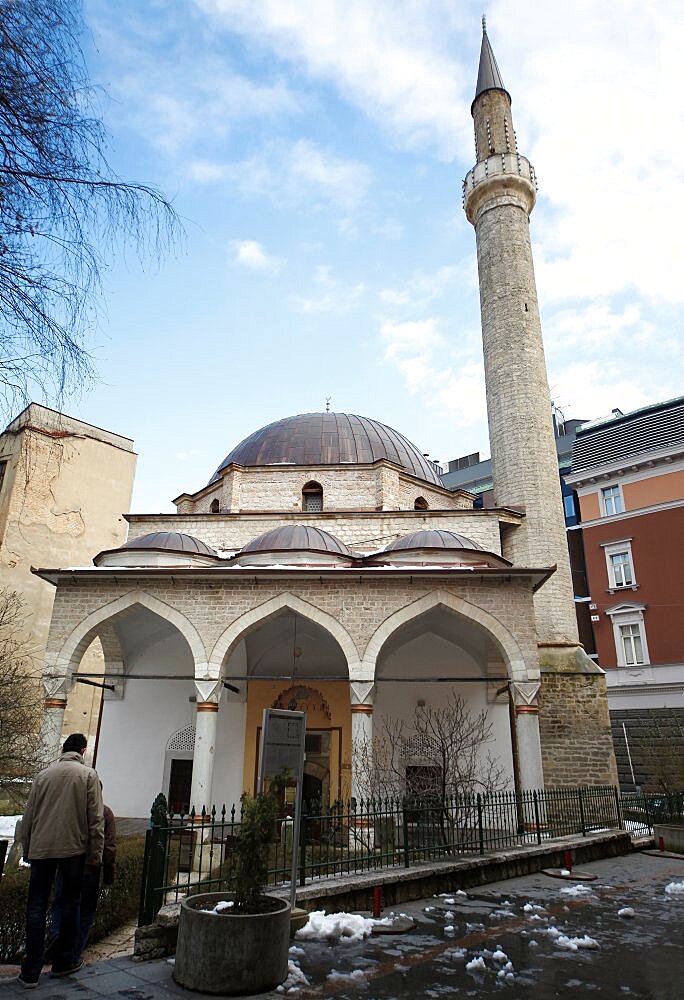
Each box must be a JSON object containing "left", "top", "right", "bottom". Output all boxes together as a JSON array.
[
  {"left": 0, "top": 404, "right": 136, "bottom": 759},
  {"left": 33, "top": 24, "right": 618, "bottom": 819}
]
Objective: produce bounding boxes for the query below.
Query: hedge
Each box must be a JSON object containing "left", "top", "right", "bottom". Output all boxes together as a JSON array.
[{"left": 0, "top": 835, "right": 146, "bottom": 964}]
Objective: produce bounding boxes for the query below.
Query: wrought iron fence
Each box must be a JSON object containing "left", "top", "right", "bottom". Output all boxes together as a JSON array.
[
  {"left": 620, "top": 790, "right": 684, "bottom": 837},
  {"left": 138, "top": 784, "right": 630, "bottom": 925}
]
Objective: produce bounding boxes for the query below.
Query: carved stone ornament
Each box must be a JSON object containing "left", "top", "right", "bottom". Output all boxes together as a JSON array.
[
  {"left": 42, "top": 675, "right": 68, "bottom": 700},
  {"left": 194, "top": 680, "right": 221, "bottom": 705},
  {"left": 350, "top": 681, "right": 375, "bottom": 706},
  {"left": 511, "top": 681, "right": 540, "bottom": 708}
]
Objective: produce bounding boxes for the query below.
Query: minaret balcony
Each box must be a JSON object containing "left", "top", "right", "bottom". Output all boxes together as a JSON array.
[{"left": 463, "top": 152, "right": 537, "bottom": 222}]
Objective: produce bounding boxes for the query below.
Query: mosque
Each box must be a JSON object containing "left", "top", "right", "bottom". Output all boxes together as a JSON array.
[{"left": 35, "top": 25, "right": 618, "bottom": 818}]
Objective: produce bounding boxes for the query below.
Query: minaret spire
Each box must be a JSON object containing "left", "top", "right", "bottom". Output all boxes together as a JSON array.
[{"left": 474, "top": 15, "right": 510, "bottom": 107}]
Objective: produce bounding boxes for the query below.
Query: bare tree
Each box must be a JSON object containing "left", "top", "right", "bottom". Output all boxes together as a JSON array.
[
  {"left": 353, "top": 693, "right": 505, "bottom": 850},
  {"left": 0, "top": 0, "right": 180, "bottom": 418},
  {"left": 0, "top": 589, "right": 42, "bottom": 805}
]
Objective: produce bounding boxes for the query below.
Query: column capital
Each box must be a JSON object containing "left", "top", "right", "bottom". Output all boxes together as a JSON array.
[
  {"left": 43, "top": 675, "right": 68, "bottom": 701},
  {"left": 44, "top": 697, "right": 68, "bottom": 710},
  {"left": 511, "top": 681, "right": 540, "bottom": 712},
  {"left": 194, "top": 679, "right": 221, "bottom": 705},
  {"left": 350, "top": 680, "right": 375, "bottom": 707}
]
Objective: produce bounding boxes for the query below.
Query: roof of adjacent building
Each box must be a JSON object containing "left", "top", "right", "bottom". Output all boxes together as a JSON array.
[
  {"left": 123, "top": 531, "right": 217, "bottom": 557},
  {"left": 572, "top": 396, "right": 684, "bottom": 474},
  {"left": 240, "top": 525, "right": 352, "bottom": 557},
  {"left": 385, "top": 529, "right": 484, "bottom": 551},
  {"left": 208, "top": 412, "right": 441, "bottom": 485}
]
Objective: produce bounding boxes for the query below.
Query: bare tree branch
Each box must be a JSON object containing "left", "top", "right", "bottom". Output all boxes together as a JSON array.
[
  {"left": 0, "top": 588, "right": 42, "bottom": 806},
  {"left": 0, "top": 0, "right": 182, "bottom": 419}
]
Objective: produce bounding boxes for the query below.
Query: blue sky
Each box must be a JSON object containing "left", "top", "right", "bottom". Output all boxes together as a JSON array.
[{"left": 66, "top": 0, "right": 684, "bottom": 512}]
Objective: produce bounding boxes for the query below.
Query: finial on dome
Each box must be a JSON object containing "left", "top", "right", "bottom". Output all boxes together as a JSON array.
[
  {"left": 325, "top": 396, "right": 331, "bottom": 413},
  {"left": 482, "top": 13, "right": 487, "bottom": 33}
]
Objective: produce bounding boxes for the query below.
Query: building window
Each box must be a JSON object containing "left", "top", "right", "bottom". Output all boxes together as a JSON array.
[
  {"left": 302, "top": 481, "right": 323, "bottom": 512},
  {"left": 0, "top": 460, "right": 6, "bottom": 494},
  {"left": 603, "top": 539, "right": 636, "bottom": 590},
  {"left": 606, "top": 604, "right": 649, "bottom": 668},
  {"left": 563, "top": 494, "right": 575, "bottom": 519},
  {"left": 619, "top": 623, "right": 644, "bottom": 665},
  {"left": 210, "top": 498, "right": 220, "bottom": 513},
  {"left": 601, "top": 484, "right": 624, "bottom": 516},
  {"left": 414, "top": 496, "right": 429, "bottom": 511}
]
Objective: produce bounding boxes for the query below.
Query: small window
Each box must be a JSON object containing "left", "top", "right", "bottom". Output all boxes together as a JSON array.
[
  {"left": 619, "top": 623, "right": 644, "bottom": 665},
  {"left": 414, "top": 496, "right": 429, "bottom": 511},
  {"left": 563, "top": 494, "right": 575, "bottom": 519},
  {"left": 603, "top": 539, "right": 636, "bottom": 589},
  {"left": 210, "top": 498, "right": 219, "bottom": 513},
  {"left": 0, "top": 460, "right": 7, "bottom": 494},
  {"left": 302, "top": 481, "right": 323, "bottom": 512},
  {"left": 601, "top": 484, "right": 624, "bottom": 516}
]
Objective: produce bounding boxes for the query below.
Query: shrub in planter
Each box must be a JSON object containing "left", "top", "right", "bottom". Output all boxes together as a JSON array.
[{"left": 174, "top": 781, "right": 291, "bottom": 995}]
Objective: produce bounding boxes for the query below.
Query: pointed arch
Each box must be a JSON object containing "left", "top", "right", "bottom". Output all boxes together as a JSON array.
[
  {"left": 54, "top": 589, "right": 207, "bottom": 683},
  {"left": 208, "top": 592, "right": 361, "bottom": 680},
  {"left": 361, "top": 589, "right": 532, "bottom": 682}
]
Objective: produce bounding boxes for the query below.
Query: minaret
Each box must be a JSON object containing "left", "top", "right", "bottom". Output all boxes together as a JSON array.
[{"left": 463, "top": 19, "right": 578, "bottom": 647}]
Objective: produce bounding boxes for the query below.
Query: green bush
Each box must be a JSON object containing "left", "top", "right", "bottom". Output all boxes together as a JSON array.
[
  {"left": 0, "top": 867, "right": 29, "bottom": 963},
  {"left": 0, "top": 835, "right": 146, "bottom": 964}
]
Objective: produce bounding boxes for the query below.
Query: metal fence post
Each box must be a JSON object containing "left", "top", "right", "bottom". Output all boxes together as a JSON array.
[
  {"left": 476, "top": 793, "right": 484, "bottom": 856},
  {"left": 578, "top": 787, "right": 586, "bottom": 836},
  {"left": 0, "top": 839, "right": 7, "bottom": 881},
  {"left": 613, "top": 785, "right": 624, "bottom": 830},
  {"left": 533, "top": 790, "right": 542, "bottom": 845},
  {"left": 402, "top": 798, "right": 410, "bottom": 868},
  {"left": 139, "top": 793, "right": 169, "bottom": 926},
  {"left": 299, "top": 799, "right": 307, "bottom": 887}
]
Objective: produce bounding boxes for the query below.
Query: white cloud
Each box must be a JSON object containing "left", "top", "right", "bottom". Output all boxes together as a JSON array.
[
  {"left": 380, "top": 265, "right": 462, "bottom": 311},
  {"left": 232, "top": 239, "right": 283, "bottom": 274},
  {"left": 290, "top": 266, "right": 364, "bottom": 314},
  {"left": 196, "top": 0, "right": 472, "bottom": 158},
  {"left": 187, "top": 160, "right": 227, "bottom": 183}
]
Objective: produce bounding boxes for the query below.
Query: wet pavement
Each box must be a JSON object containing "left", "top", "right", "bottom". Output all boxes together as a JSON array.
[{"left": 1, "top": 851, "right": 682, "bottom": 999}]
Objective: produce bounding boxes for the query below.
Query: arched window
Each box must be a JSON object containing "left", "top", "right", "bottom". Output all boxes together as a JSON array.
[
  {"left": 302, "top": 481, "right": 323, "bottom": 512},
  {"left": 414, "top": 496, "right": 429, "bottom": 510},
  {"left": 210, "top": 498, "right": 219, "bottom": 513}
]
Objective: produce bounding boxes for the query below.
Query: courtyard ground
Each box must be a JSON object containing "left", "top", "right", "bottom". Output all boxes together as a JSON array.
[{"left": 0, "top": 851, "right": 682, "bottom": 999}]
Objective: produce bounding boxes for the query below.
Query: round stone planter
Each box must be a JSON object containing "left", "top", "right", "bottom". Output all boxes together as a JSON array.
[{"left": 173, "top": 892, "right": 291, "bottom": 995}]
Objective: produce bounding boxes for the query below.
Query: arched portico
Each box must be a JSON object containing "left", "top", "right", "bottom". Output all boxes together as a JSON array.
[
  {"left": 357, "top": 590, "right": 544, "bottom": 794},
  {"left": 207, "top": 592, "right": 361, "bottom": 679}
]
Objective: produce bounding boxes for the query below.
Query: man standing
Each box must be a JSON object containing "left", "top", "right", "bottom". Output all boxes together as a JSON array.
[{"left": 19, "top": 733, "right": 104, "bottom": 988}]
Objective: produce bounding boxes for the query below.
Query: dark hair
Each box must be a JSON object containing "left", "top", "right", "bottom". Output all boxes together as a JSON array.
[{"left": 62, "top": 733, "right": 87, "bottom": 754}]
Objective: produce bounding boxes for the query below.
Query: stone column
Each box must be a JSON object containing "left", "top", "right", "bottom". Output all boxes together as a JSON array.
[
  {"left": 40, "top": 696, "right": 67, "bottom": 765},
  {"left": 350, "top": 681, "right": 375, "bottom": 803},
  {"left": 512, "top": 682, "right": 544, "bottom": 790},
  {"left": 189, "top": 681, "right": 221, "bottom": 815}
]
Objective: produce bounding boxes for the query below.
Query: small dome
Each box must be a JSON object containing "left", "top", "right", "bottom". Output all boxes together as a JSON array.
[
  {"left": 241, "top": 525, "right": 351, "bottom": 557},
  {"left": 209, "top": 412, "right": 441, "bottom": 486},
  {"left": 385, "top": 530, "right": 484, "bottom": 552},
  {"left": 124, "top": 531, "right": 217, "bottom": 558}
]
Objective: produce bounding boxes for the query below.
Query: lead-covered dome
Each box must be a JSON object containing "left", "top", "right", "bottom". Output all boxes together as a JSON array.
[
  {"left": 233, "top": 525, "right": 353, "bottom": 566},
  {"left": 209, "top": 412, "right": 440, "bottom": 485},
  {"left": 94, "top": 531, "right": 218, "bottom": 567},
  {"left": 385, "top": 530, "right": 484, "bottom": 551}
]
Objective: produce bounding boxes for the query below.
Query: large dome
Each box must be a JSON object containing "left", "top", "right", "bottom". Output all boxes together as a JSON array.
[{"left": 209, "top": 412, "right": 440, "bottom": 485}]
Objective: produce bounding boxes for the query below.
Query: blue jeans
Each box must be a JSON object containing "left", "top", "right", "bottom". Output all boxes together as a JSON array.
[
  {"left": 21, "top": 854, "right": 85, "bottom": 979},
  {"left": 51, "top": 865, "right": 101, "bottom": 959}
]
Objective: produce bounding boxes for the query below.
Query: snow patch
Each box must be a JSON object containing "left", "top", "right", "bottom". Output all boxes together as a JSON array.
[
  {"left": 327, "top": 968, "right": 366, "bottom": 983},
  {"left": 296, "top": 910, "right": 374, "bottom": 943},
  {"left": 0, "top": 816, "right": 21, "bottom": 841},
  {"left": 276, "top": 960, "right": 309, "bottom": 992},
  {"left": 213, "top": 900, "right": 234, "bottom": 913},
  {"left": 523, "top": 902, "right": 545, "bottom": 913},
  {"left": 559, "top": 884, "right": 595, "bottom": 897},
  {"left": 288, "top": 945, "right": 305, "bottom": 956},
  {"left": 465, "top": 956, "right": 486, "bottom": 972},
  {"left": 665, "top": 881, "right": 684, "bottom": 896},
  {"left": 617, "top": 907, "right": 635, "bottom": 918}
]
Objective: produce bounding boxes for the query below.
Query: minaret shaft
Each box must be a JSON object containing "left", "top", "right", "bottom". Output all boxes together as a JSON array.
[{"left": 465, "top": 57, "right": 578, "bottom": 645}]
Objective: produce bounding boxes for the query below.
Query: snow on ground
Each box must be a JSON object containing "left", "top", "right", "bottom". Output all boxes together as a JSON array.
[
  {"left": 327, "top": 968, "right": 367, "bottom": 982},
  {"left": 544, "top": 925, "right": 600, "bottom": 951},
  {"left": 296, "top": 911, "right": 375, "bottom": 943},
  {"left": 212, "top": 900, "right": 234, "bottom": 913},
  {"left": 665, "top": 881, "right": 684, "bottom": 895},
  {"left": 523, "top": 902, "right": 545, "bottom": 913},
  {"left": 276, "top": 960, "right": 309, "bottom": 992},
  {"left": 0, "top": 816, "right": 21, "bottom": 841},
  {"left": 618, "top": 907, "right": 635, "bottom": 917},
  {"left": 559, "top": 884, "right": 595, "bottom": 897},
  {"left": 288, "top": 946, "right": 305, "bottom": 957},
  {"left": 465, "top": 956, "right": 486, "bottom": 972}
]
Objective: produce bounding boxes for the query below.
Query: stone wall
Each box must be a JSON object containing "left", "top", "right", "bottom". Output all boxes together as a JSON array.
[
  {"left": 125, "top": 509, "right": 506, "bottom": 555},
  {"left": 610, "top": 707, "right": 684, "bottom": 792},
  {"left": 46, "top": 575, "right": 541, "bottom": 682},
  {"left": 177, "top": 463, "right": 470, "bottom": 516},
  {"left": 538, "top": 670, "right": 618, "bottom": 786}
]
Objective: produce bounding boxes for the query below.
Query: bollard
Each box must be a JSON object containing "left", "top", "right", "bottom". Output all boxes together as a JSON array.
[
  {"left": 564, "top": 849, "right": 572, "bottom": 873},
  {"left": 659, "top": 836, "right": 665, "bottom": 853},
  {"left": 372, "top": 886, "right": 382, "bottom": 918}
]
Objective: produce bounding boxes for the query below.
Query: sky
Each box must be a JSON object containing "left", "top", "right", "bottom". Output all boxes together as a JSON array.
[{"left": 58, "top": 0, "right": 684, "bottom": 512}]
